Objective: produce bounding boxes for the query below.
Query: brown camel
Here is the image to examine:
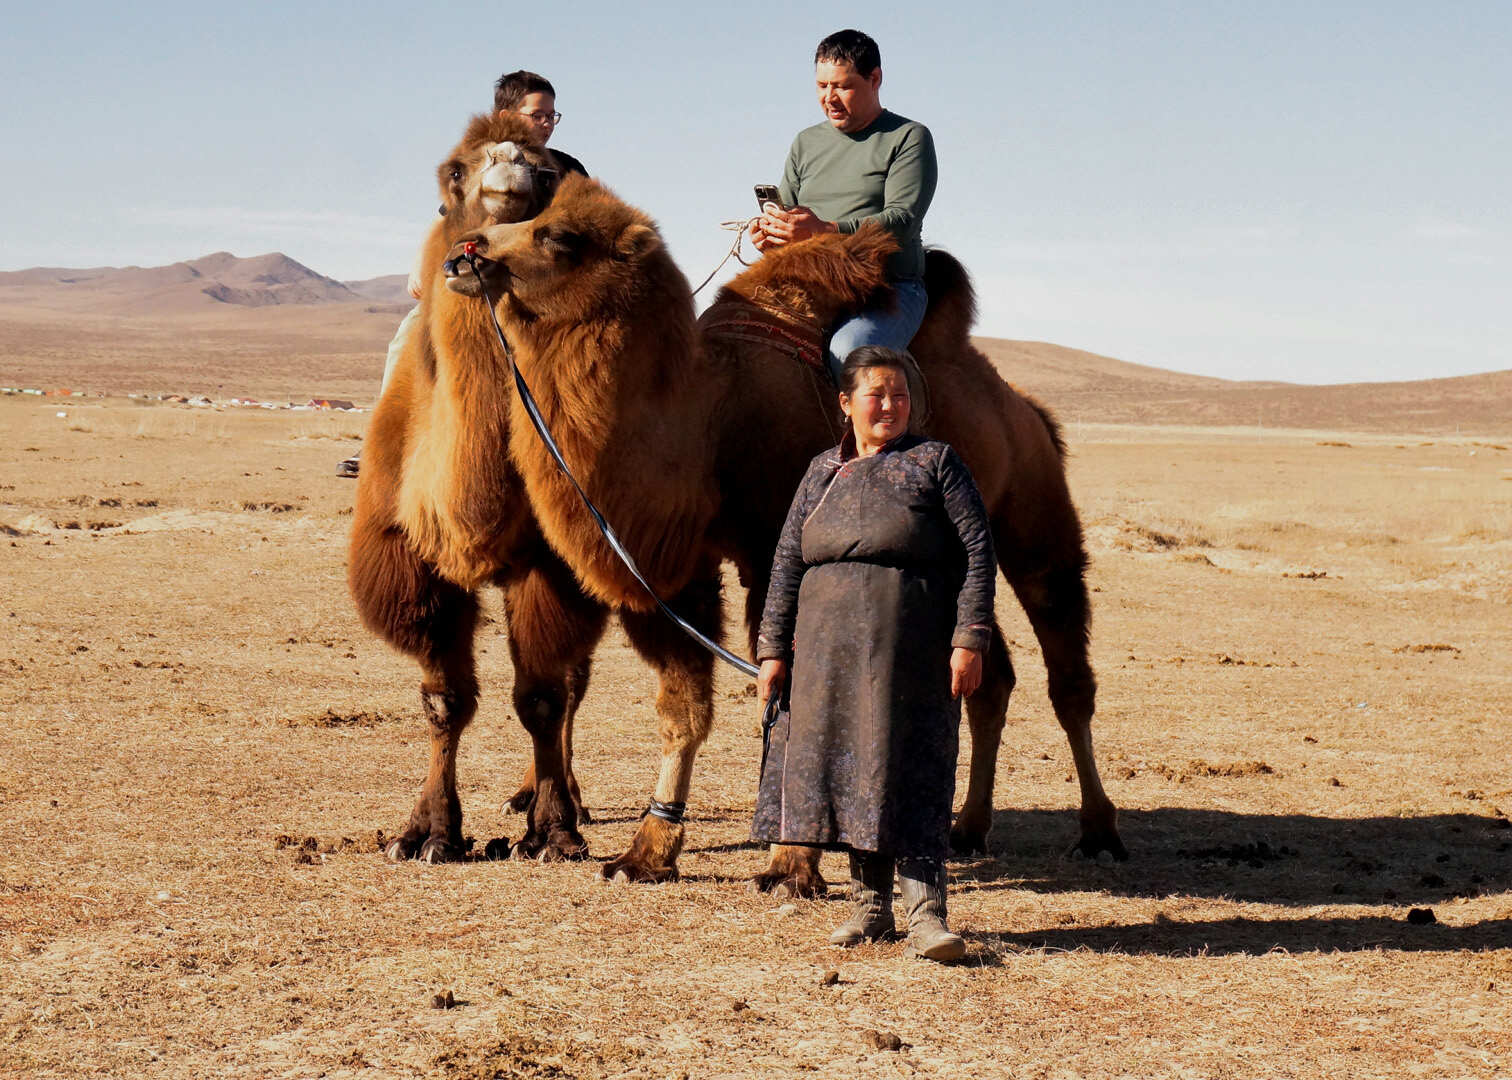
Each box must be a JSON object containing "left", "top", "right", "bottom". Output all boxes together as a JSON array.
[
  {"left": 347, "top": 113, "right": 610, "bottom": 864},
  {"left": 445, "top": 175, "right": 1125, "bottom": 891}
]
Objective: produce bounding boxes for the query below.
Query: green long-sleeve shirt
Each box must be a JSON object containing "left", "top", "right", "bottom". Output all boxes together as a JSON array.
[{"left": 777, "top": 109, "right": 937, "bottom": 282}]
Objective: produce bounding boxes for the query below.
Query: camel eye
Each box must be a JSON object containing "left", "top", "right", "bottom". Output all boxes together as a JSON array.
[
  {"left": 536, "top": 226, "right": 584, "bottom": 260},
  {"left": 449, "top": 166, "right": 463, "bottom": 182}
]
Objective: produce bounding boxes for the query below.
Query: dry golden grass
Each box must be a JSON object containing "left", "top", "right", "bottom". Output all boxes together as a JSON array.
[{"left": 2, "top": 391, "right": 1510, "bottom": 1079}]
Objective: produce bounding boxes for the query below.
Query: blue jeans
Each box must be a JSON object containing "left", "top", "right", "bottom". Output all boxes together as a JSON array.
[{"left": 825, "top": 278, "right": 930, "bottom": 383}]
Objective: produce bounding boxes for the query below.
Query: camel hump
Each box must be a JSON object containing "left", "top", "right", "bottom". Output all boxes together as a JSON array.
[{"left": 922, "top": 248, "right": 979, "bottom": 340}]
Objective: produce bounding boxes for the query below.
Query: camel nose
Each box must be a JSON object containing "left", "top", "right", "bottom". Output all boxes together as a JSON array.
[{"left": 488, "top": 141, "right": 522, "bottom": 166}]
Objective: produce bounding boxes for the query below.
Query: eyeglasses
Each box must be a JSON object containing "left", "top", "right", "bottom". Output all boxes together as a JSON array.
[{"left": 519, "top": 109, "right": 562, "bottom": 125}]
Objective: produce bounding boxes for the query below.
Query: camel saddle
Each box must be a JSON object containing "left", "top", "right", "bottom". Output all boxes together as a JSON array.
[{"left": 699, "top": 296, "right": 830, "bottom": 382}]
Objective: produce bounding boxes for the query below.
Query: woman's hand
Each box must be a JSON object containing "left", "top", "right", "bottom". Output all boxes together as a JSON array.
[
  {"left": 950, "top": 647, "right": 982, "bottom": 699},
  {"left": 757, "top": 658, "right": 788, "bottom": 704}
]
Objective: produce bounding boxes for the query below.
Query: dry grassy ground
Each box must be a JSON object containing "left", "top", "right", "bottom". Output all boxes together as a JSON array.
[{"left": 2, "top": 387, "right": 1510, "bottom": 1078}]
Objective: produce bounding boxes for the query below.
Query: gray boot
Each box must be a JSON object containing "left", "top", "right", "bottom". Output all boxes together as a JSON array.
[
  {"left": 828, "top": 851, "right": 896, "bottom": 946},
  {"left": 897, "top": 858, "right": 966, "bottom": 962}
]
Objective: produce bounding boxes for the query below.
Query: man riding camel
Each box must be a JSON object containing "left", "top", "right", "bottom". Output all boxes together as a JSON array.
[{"left": 748, "top": 29, "right": 937, "bottom": 384}]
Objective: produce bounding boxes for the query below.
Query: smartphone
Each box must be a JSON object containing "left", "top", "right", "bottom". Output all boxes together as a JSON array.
[{"left": 754, "top": 184, "right": 783, "bottom": 212}]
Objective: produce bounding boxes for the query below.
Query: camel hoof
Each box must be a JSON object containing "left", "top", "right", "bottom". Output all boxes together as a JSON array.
[
  {"left": 506, "top": 789, "right": 533, "bottom": 814},
  {"left": 600, "top": 858, "right": 679, "bottom": 885},
  {"left": 747, "top": 870, "right": 827, "bottom": 899},
  {"left": 1068, "top": 826, "right": 1129, "bottom": 862},
  {"left": 384, "top": 838, "right": 414, "bottom": 862},
  {"left": 511, "top": 830, "right": 590, "bottom": 863},
  {"left": 418, "top": 837, "right": 461, "bottom": 864},
  {"left": 949, "top": 826, "right": 990, "bottom": 856}
]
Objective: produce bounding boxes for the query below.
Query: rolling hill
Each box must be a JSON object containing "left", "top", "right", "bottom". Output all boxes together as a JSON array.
[{"left": 0, "top": 252, "right": 1506, "bottom": 436}]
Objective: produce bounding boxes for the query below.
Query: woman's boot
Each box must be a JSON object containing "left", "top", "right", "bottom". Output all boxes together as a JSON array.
[
  {"left": 828, "top": 851, "right": 896, "bottom": 945},
  {"left": 897, "top": 858, "right": 965, "bottom": 961}
]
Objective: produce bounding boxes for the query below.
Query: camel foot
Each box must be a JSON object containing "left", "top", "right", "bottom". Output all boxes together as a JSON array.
[
  {"left": 603, "top": 862, "right": 680, "bottom": 884},
  {"left": 1068, "top": 820, "right": 1129, "bottom": 862},
  {"left": 748, "top": 846, "right": 827, "bottom": 898},
  {"left": 597, "top": 815, "right": 684, "bottom": 884},
  {"left": 512, "top": 827, "right": 589, "bottom": 862},
  {"left": 949, "top": 822, "right": 990, "bottom": 856},
  {"left": 506, "top": 786, "right": 533, "bottom": 814},
  {"left": 385, "top": 831, "right": 465, "bottom": 864}
]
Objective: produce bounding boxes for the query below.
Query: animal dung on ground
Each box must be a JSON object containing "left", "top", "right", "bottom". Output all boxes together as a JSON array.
[
  {"left": 862, "top": 1030, "right": 905, "bottom": 1052},
  {"left": 431, "top": 989, "right": 456, "bottom": 1009}
]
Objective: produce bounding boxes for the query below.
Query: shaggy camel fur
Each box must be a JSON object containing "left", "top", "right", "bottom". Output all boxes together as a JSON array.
[
  {"left": 447, "top": 175, "right": 1125, "bottom": 890},
  {"left": 348, "top": 114, "right": 609, "bottom": 864}
]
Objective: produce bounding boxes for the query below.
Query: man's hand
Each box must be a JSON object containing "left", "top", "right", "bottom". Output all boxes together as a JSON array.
[
  {"left": 757, "top": 658, "right": 788, "bottom": 704},
  {"left": 950, "top": 647, "right": 983, "bottom": 699},
  {"left": 748, "top": 216, "right": 775, "bottom": 252},
  {"left": 755, "top": 204, "right": 837, "bottom": 249}
]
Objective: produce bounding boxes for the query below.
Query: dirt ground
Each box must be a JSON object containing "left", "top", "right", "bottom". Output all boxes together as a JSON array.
[{"left": 2, "top": 388, "right": 1510, "bottom": 1079}]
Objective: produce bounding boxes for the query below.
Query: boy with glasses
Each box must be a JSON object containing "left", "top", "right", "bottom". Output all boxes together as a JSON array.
[{"left": 338, "top": 69, "right": 587, "bottom": 477}]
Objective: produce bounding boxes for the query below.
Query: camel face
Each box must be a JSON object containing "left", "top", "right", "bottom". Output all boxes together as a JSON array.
[
  {"left": 477, "top": 141, "right": 546, "bottom": 218},
  {"left": 435, "top": 113, "right": 558, "bottom": 233}
]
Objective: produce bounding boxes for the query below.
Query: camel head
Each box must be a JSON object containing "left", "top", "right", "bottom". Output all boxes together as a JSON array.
[
  {"left": 443, "top": 175, "right": 676, "bottom": 321},
  {"left": 436, "top": 112, "right": 560, "bottom": 235}
]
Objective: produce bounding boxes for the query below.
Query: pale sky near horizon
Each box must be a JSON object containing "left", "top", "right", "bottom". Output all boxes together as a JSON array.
[{"left": 2, "top": 1, "right": 1507, "bottom": 385}]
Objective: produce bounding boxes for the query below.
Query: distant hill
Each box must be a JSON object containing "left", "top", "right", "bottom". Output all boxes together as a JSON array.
[
  {"left": 0, "top": 252, "right": 411, "bottom": 314},
  {"left": 0, "top": 252, "right": 1505, "bottom": 435},
  {"left": 978, "top": 337, "right": 1512, "bottom": 435},
  {"left": 341, "top": 274, "right": 413, "bottom": 306}
]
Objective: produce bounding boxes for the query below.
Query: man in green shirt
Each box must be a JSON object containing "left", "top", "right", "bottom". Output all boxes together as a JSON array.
[{"left": 749, "top": 29, "right": 937, "bottom": 383}]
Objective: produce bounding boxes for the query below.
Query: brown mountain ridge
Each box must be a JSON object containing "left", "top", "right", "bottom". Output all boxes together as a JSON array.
[
  {"left": 0, "top": 253, "right": 1506, "bottom": 436},
  {"left": 0, "top": 251, "right": 401, "bottom": 314}
]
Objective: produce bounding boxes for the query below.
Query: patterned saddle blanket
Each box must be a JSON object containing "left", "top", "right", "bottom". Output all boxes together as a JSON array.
[{"left": 698, "top": 297, "right": 829, "bottom": 381}]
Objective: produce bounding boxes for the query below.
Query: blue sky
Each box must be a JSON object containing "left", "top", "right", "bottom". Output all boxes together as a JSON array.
[{"left": 2, "top": 1, "right": 1507, "bottom": 384}]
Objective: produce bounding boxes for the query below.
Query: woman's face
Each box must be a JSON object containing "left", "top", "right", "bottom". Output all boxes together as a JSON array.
[{"left": 841, "top": 365, "right": 911, "bottom": 448}]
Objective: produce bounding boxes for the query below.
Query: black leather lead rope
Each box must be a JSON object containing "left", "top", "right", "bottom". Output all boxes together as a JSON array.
[
  {"left": 459, "top": 246, "right": 758, "bottom": 680},
  {"left": 455, "top": 247, "right": 786, "bottom": 799}
]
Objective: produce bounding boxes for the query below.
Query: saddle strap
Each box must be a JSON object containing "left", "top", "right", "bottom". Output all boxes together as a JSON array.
[{"left": 701, "top": 315, "right": 826, "bottom": 374}]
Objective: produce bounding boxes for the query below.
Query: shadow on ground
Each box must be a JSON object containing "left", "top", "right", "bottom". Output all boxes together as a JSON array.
[
  {"left": 950, "top": 806, "right": 1511, "bottom": 908},
  {"left": 968, "top": 913, "right": 1512, "bottom": 957}
]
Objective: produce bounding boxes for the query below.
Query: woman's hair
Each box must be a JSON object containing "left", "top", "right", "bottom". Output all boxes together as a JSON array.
[{"left": 837, "top": 345, "right": 931, "bottom": 430}]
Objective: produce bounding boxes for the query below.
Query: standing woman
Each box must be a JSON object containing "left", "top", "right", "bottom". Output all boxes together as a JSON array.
[{"left": 753, "top": 345, "right": 996, "bottom": 962}]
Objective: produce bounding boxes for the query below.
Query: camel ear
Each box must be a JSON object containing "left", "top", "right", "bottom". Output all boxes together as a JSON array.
[{"left": 616, "top": 223, "right": 660, "bottom": 260}]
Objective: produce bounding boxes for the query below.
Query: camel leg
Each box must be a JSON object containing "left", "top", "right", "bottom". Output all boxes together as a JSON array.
[
  {"left": 505, "top": 662, "right": 593, "bottom": 824},
  {"left": 951, "top": 623, "right": 1014, "bottom": 854},
  {"left": 599, "top": 574, "right": 721, "bottom": 884},
  {"left": 562, "top": 658, "right": 592, "bottom": 822},
  {"left": 500, "top": 560, "right": 608, "bottom": 861},
  {"left": 348, "top": 469, "right": 482, "bottom": 864},
  {"left": 386, "top": 640, "right": 479, "bottom": 863},
  {"left": 1010, "top": 561, "right": 1127, "bottom": 861}
]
